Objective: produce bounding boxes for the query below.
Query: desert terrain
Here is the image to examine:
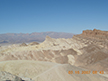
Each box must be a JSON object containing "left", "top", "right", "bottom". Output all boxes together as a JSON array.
[{"left": 0, "top": 29, "right": 108, "bottom": 81}]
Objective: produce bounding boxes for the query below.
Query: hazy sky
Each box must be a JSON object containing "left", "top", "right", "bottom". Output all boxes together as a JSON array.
[{"left": 0, "top": 0, "right": 108, "bottom": 34}]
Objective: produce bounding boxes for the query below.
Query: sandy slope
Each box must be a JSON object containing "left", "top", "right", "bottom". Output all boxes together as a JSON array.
[{"left": 0, "top": 60, "right": 108, "bottom": 81}]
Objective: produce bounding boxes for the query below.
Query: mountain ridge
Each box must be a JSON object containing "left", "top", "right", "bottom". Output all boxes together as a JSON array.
[{"left": 0, "top": 32, "right": 74, "bottom": 45}]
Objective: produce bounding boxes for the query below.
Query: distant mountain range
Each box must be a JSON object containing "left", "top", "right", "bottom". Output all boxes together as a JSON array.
[{"left": 0, "top": 32, "right": 74, "bottom": 44}]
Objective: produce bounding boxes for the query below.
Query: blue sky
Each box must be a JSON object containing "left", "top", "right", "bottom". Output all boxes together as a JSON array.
[{"left": 0, "top": 0, "right": 108, "bottom": 34}]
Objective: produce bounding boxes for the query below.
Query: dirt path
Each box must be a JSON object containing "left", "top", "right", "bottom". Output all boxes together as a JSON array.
[{"left": 33, "top": 64, "right": 61, "bottom": 80}]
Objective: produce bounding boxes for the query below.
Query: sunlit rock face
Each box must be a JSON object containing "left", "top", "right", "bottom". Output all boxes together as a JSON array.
[{"left": 75, "top": 29, "right": 108, "bottom": 49}]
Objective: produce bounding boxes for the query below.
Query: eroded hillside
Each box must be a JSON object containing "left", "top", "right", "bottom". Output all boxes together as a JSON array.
[{"left": 0, "top": 29, "right": 108, "bottom": 81}]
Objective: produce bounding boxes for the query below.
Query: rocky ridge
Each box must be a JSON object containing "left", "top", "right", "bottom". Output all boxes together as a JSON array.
[{"left": 74, "top": 29, "right": 108, "bottom": 49}]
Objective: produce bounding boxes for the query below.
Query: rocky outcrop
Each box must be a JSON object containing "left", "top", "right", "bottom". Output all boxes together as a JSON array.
[
  {"left": 28, "top": 42, "right": 39, "bottom": 46},
  {"left": 20, "top": 43, "right": 28, "bottom": 47},
  {"left": 73, "top": 29, "right": 108, "bottom": 49},
  {"left": 0, "top": 71, "right": 33, "bottom": 81},
  {"left": 82, "top": 29, "right": 108, "bottom": 37},
  {"left": 82, "top": 29, "right": 108, "bottom": 42}
]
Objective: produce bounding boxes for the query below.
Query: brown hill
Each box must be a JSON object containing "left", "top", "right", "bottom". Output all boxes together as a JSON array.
[
  {"left": 73, "top": 29, "right": 108, "bottom": 74},
  {"left": 75, "top": 44, "right": 108, "bottom": 66},
  {"left": 73, "top": 29, "right": 108, "bottom": 49},
  {"left": 82, "top": 29, "right": 108, "bottom": 37},
  {"left": 86, "top": 58, "right": 108, "bottom": 73},
  {"left": 20, "top": 43, "right": 28, "bottom": 47}
]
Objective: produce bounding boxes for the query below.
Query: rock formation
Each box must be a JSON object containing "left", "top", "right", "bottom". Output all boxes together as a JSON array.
[
  {"left": 0, "top": 29, "right": 108, "bottom": 81},
  {"left": 0, "top": 71, "right": 33, "bottom": 81},
  {"left": 82, "top": 29, "right": 108, "bottom": 37},
  {"left": 20, "top": 43, "right": 28, "bottom": 47},
  {"left": 74, "top": 29, "right": 108, "bottom": 49},
  {"left": 28, "top": 42, "right": 39, "bottom": 46},
  {"left": 73, "top": 29, "right": 108, "bottom": 73}
]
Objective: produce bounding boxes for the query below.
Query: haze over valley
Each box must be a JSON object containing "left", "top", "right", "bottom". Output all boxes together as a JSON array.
[{"left": 0, "top": 32, "right": 74, "bottom": 46}]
